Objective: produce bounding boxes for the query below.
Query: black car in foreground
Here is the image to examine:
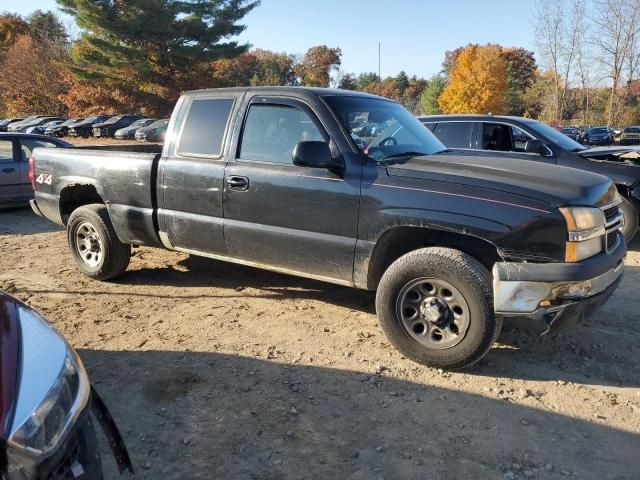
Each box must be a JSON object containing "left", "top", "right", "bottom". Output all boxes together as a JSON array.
[
  {"left": 0, "top": 291, "right": 133, "bottom": 479},
  {"left": 68, "top": 116, "right": 113, "bottom": 138},
  {"left": 419, "top": 114, "right": 640, "bottom": 241},
  {"left": 93, "top": 115, "right": 143, "bottom": 138},
  {"left": 30, "top": 87, "right": 625, "bottom": 370}
]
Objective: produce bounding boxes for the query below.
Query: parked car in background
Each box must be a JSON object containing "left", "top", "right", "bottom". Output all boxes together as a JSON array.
[
  {"left": 0, "top": 290, "right": 133, "bottom": 479},
  {"left": 560, "top": 126, "right": 578, "bottom": 141},
  {"left": 68, "top": 115, "right": 113, "bottom": 138},
  {"left": 7, "top": 116, "right": 51, "bottom": 133},
  {"left": 114, "top": 118, "right": 156, "bottom": 140},
  {"left": 0, "top": 118, "right": 23, "bottom": 132},
  {"left": 13, "top": 117, "right": 65, "bottom": 133},
  {"left": 620, "top": 126, "right": 640, "bottom": 145},
  {"left": 419, "top": 114, "right": 640, "bottom": 241},
  {"left": 93, "top": 115, "right": 143, "bottom": 138},
  {"left": 135, "top": 118, "right": 169, "bottom": 142},
  {"left": 30, "top": 87, "right": 625, "bottom": 370},
  {"left": 26, "top": 119, "right": 66, "bottom": 135},
  {"left": 0, "top": 133, "right": 71, "bottom": 205},
  {"left": 46, "top": 118, "right": 83, "bottom": 138},
  {"left": 583, "top": 126, "right": 614, "bottom": 145}
]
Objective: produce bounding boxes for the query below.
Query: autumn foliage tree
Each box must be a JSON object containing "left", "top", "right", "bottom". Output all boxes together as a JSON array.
[
  {"left": 295, "top": 45, "right": 342, "bottom": 87},
  {"left": 0, "top": 35, "right": 68, "bottom": 116},
  {"left": 439, "top": 44, "right": 509, "bottom": 114}
]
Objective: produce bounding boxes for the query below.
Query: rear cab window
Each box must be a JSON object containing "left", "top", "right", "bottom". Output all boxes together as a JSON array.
[{"left": 178, "top": 98, "right": 235, "bottom": 158}]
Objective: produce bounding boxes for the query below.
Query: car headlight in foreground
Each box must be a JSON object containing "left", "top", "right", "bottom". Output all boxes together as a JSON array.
[{"left": 7, "top": 306, "right": 90, "bottom": 456}]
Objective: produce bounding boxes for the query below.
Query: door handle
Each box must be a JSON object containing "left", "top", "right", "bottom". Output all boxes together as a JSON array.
[
  {"left": 1, "top": 167, "right": 15, "bottom": 173},
  {"left": 225, "top": 176, "right": 249, "bottom": 191}
]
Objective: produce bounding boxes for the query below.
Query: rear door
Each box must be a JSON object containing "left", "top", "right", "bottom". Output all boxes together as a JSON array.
[
  {"left": 222, "top": 95, "right": 361, "bottom": 284},
  {"left": 0, "top": 138, "right": 22, "bottom": 203},
  {"left": 431, "top": 121, "right": 475, "bottom": 149},
  {"left": 158, "top": 92, "right": 239, "bottom": 254}
]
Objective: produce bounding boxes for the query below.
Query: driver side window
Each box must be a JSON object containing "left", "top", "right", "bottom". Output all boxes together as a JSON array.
[
  {"left": 481, "top": 123, "right": 532, "bottom": 153},
  {"left": 239, "top": 104, "right": 325, "bottom": 165}
]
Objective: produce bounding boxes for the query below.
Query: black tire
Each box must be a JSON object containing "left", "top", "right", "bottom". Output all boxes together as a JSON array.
[
  {"left": 375, "top": 247, "right": 501, "bottom": 370},
  {"left": 67, "top": 204, "right": 131, "bottom": 280},
  {"left": 620, "top": 195, "right": 638, "bottom": 243}
]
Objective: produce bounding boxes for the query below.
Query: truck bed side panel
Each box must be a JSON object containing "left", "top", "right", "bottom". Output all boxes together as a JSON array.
[{"left": 32, "top": 148, "right": 162, "bottom": 247}]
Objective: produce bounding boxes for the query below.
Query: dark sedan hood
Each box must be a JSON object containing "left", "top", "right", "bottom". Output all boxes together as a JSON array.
[
  {"left": 385, "top": 152, "right": 615, "bottom": 208},
  {"left": 579, "top": 146, "right": 640, "bottom": 166}
]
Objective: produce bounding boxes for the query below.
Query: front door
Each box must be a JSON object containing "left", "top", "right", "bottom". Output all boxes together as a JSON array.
[
  {"left": 0, "top": 139, "right": 21, "bottom": 203},
  {"left": 222, "top": 96, "right": 361, "bottom": 284}
]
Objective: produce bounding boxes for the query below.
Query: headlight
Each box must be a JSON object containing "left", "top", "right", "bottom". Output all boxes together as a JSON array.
[
  {"left": 559, "top": 206, "right": 605, "bottom": 262},
  {"left": 8, "top": 306, "right": 89, "bottom": 456}
]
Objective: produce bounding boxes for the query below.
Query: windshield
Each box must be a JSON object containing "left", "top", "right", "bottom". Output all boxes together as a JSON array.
[
  {"left": 103, "top": 115, "right": 123, "bottom": 125},
  {"left": 323, "top": 95, "right": 446, "bottom": 161},
  {"left": 149, "top": 119, "right": 169, "bottom": 128},
  {"left": 625, "top": 127, "right": 640, "bottom": 133},
  {"left": 588, "top": 127, "right": 608, "bottom": 134},
  {"left": 129, "top": 119, "right": 149, "bottom": 128},
  {"left": 560, "top": 128, "right": 575, "bottom": 134},
  {"left": 522, "top": 119, "right": 585, "bottom": 151}
]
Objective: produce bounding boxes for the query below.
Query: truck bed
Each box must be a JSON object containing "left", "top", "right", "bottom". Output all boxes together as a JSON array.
[{"left": 31, "top": 146, "right": 163, "bottom": 247}]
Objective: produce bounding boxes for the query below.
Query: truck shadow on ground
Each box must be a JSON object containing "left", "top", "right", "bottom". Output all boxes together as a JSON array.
[
  {"left": 118, "top": 255, "right": 640, "bottom": 388},
  {"left": 84, "top": 349, "right": 639, "bottom": 480}
]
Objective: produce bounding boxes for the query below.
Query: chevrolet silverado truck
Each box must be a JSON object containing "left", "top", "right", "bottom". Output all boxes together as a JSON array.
[
  {"left": 419, "top": 114, "right": 640, "bottom": 241},
  {"left": 29, "top": 87, "right": 625, "bottom": 369}
]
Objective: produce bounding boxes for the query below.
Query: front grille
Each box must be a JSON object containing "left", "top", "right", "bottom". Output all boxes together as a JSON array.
[
  {"left": 606, "top": 230, "right": 619, "bottom": 251},
  {"left": 603, "top": 205, "right": 619, "bottom": 223}
]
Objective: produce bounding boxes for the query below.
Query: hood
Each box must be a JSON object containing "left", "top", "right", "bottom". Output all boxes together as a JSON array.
[
  {"left": 0, "top": 292, "right": 21, "bottom": 439},
  {"left": 386, "top": 152, "right": 615, "bottom": 208},
  {"left": 579, "top": 146, "right": 640, "bottom": 166}
]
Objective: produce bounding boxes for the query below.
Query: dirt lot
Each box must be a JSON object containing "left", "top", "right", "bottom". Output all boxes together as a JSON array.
[{"left": 1, "top": 207, "right": 639, "bottom": 480}]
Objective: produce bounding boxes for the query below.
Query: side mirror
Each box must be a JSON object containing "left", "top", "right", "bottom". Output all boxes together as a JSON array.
[
  {"left": 524, "top": 139, "right": 548, "bottom": 156},
  {"left": 292, "top": 141, "right": 333, "bottom": 168}
]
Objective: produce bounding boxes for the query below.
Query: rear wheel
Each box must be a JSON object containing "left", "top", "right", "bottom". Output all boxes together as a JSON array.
[
  {"left": 620, "top": 195, "right": 638, "bottom": 243},
  {"left": 375, "top": 247, "right": 501, "bottom": 370},
  {"left": 67, "top": 204, "right": 131, "bottom": 280}
]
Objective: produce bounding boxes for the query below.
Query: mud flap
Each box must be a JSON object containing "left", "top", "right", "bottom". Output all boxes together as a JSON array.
[{"left": 90, "top": 386, "right": 134, "bottom": 475}]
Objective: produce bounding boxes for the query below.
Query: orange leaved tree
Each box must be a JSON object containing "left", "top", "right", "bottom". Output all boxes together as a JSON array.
[{"left": 438, "top": 44, "right": 509, "bottom": 114}]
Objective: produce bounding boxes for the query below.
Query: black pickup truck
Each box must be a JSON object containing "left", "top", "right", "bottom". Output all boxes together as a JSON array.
[
  {"left": 419, "top": 114, "right": 640, "bottom": 241},
  {"left": 30, "top": 87, "right": 625, "bottom": 369}
]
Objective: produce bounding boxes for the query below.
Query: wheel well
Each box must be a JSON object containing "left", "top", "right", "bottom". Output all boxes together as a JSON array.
[
  {"left": 616, "top": 184, "right": 640, "bottom": 211},
  {"left": 367, "top": 227, "right": 501, "bottom": 290},
  {"left": 59, "top": 185, "right": 104, "bottom": 225}
]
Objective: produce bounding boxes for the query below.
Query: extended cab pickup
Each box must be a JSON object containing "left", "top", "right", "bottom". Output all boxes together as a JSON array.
[{"left": 30, "top": 87, "right": 625, "bottom": 369}]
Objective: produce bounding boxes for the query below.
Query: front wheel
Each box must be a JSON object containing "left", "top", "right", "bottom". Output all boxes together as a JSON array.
[
  {"left": 375, "top": 247, "right": 501, "bottom": 370},
  {"left": 620, "top": 196, "right": 638, "bottom": 243},
  {"left": 67, "top": 204, "right": 131, "bottom": 280}
]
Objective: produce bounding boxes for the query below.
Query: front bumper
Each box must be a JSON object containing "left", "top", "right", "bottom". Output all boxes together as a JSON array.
[{"left": 493, "top": 239, "right": 625, "bottom": 335}]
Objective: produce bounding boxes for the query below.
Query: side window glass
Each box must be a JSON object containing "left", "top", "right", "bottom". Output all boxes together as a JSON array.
[
  {"left": 0, "top": 140, "right": 14, "bottom": 163},
  {"left": 482, "top": 123, "right": 515, "bottom": 152},
  {"left": 19, "top": 140, "right": 57, "bottom": 162},
  {"left": 177, "top": 98, "right": 234, "bottom": 157},
  {"left": 432, "top": 122, "right": 473, "bottom": 148},
  {"left": 239, "top": 104, "right": 325, "bottom": 165},
  {"left": 511, "top": 126, "right": 531, "bottom": 152}
]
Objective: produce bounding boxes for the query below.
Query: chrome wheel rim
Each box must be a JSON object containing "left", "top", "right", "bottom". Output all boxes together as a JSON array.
[
  {"left": 396, "top": 277, "right": 470, "bottom": 350},
  {"left": 75, "top": 222, "right": 103, "bottom": 268}
]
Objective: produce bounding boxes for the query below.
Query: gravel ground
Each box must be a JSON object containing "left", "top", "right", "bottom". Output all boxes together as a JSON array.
[{"left": 1, "top": 206, "right": 639, "bottom": 480}]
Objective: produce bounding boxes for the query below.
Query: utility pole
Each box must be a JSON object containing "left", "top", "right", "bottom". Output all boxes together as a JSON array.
[{"left": 378, "top": 42, "right": 381, "bottom": 94}]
